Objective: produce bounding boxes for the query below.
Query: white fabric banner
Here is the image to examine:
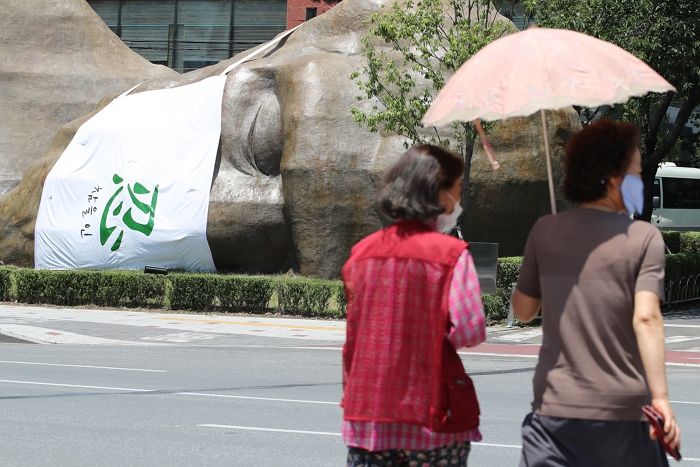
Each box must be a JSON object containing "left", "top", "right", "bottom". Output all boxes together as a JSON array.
[{"left": 35, "top": 76, "right": 227, "bottom": 271}]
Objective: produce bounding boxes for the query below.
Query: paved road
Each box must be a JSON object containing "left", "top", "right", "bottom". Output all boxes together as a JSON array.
[{"left": 0, "top": 304, "right": 698, "bottom": 466}]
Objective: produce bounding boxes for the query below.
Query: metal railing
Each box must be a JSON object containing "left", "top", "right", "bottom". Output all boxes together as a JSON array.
[{"left": 665, "top": 274, "right": 700, "bottom": 312}]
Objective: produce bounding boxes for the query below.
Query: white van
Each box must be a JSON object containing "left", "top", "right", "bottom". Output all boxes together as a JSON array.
[{"left": 651, "top": 162, "right": 700, "bottom": 231}]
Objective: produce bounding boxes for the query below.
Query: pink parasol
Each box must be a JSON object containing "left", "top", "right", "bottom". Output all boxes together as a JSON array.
[{"left": 422, "top": 27, "right": 675, "bottom": 213}]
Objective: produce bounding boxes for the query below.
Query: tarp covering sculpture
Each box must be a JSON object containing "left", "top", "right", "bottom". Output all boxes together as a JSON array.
[{"left": 35, "top": 76, "right": 227, "bottom": 271}]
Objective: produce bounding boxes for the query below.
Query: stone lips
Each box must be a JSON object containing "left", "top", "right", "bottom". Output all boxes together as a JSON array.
[{"left": 0, "top": 0, "right": 580, "bottom": 278}]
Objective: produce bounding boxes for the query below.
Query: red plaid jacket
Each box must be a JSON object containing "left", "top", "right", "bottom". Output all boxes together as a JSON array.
[{"left": 342, "top": 220, "right": 479, "bottom": 432}]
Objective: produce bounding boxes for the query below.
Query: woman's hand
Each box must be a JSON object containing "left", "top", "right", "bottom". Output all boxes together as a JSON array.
[{"left": 650, "top": 397, "right": 681, "bottom": 450}]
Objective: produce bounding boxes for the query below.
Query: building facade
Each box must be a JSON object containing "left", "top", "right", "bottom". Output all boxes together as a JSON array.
[
  {"left": 286, "top": 0, "right": 335, "bottom": 29},
  {"left": 88, "top": 0, "right": 288, "bottom": 73}
]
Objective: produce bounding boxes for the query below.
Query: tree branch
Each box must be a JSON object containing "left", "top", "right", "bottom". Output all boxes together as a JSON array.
[
  {"left": 645, "top": 91, "right": 674, "bottom": 153},
  {"left": 645, "top": 85, "right": 700, "bottom": 169}
]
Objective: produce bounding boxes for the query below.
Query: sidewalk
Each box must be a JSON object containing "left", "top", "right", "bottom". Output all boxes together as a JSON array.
[
  {"left": 0, "top": 303, "right": 699, "bottom": 366},
  {"left": 0, "top": 304, "right": 345, "bottom": 345}
]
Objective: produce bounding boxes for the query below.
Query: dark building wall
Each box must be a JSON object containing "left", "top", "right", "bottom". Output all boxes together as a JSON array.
[{"left": 88, "top": 0, "right": 287, "bottom": 73}]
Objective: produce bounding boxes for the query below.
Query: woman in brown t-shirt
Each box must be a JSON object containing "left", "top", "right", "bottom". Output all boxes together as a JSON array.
[{"left": 513, "top": 120, "right": 681, "bottom": 467}]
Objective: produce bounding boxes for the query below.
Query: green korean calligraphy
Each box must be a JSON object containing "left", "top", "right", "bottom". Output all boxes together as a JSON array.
[{"left": 100, "top": 173, "right": 159, "bottom": 252}]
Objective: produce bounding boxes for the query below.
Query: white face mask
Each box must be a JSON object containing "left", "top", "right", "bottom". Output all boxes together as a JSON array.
[{"left": 436, "top": 192, "right": 463, "bottom": 233}]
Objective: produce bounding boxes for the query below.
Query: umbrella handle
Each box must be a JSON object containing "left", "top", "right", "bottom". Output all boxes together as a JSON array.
[{"left": 473, "top": 120, "right": 501, "bottom": 171}]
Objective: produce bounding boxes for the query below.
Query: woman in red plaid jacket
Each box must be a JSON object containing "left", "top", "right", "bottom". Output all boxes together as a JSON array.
[{"left": 341, "top": 144, "right": 486, "bottom": 466}]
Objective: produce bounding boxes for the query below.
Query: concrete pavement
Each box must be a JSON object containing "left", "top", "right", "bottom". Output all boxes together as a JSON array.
[
  {"left": 0, "top": 303, "right": 699, "bottom": 465},
  {"left": 1, "top": 303, "right": 700, "bottom": 362},
  {"left": 0, "top": 340, "right": 698, "bottom": 466}
]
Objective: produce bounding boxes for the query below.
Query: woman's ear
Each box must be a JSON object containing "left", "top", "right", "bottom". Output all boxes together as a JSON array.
[{"left": 607, "top": 174, "right": 624, "bottom": 191}]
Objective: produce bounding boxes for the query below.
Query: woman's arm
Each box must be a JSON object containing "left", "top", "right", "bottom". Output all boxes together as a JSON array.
[
  {"left": 447, "top": 250, "right": 486, "bottom": 349},
  {"left": 633, "top": 290, "right": 681, "bottom": 450},
  {"left": 512, "top": 289, "right": 541, "bottom": 323}
]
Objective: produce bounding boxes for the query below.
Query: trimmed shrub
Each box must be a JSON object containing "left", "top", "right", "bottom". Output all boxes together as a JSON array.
[
  {"left": 276, "top": 277, "right": 335, "bottom": 317},
  {"left": 0, "top": 267, "right": 11, "bottom": 301},
  {"left": 14, "top": 269, "right": 54, "bottom": 304},
  {"left": 218, "top": 275, "right": 275, "bottom": 313},
  {"left": 665, "top": 253, "right": 700, "bottom": 282},
  {"left": 97, "top": 271, "right": 167, "bottom": 308},
  {"left": 662, "top": 231, "right": 681, "bottom": 254},
  {"left": 169, "top": 274, "right": 217, "bottom": 311},
  {"left": 334, "top": 282, "right": 348, "bottom": 318},
  {"left": 680, "top": 232, "right": 700, "bottom": 256},
  {"left": 496, "top": 257, "right": 522, "bottom": 291},
  {"left": 483, "top": 294, "right": 506, "bottom": 321},
  {"left": 13, "top": 269, "right": 166, "bottom": 308}
]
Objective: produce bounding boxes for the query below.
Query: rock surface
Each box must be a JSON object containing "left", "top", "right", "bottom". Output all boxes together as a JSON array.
[
  {"left": 0, "top": 0, "right": 581, "bottom": 278},
  {"left": 0, "top": 0, "right": 176, "bottom": 194}
]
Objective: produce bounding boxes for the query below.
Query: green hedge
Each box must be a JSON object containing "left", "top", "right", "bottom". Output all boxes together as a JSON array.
[
  {"left": 276, "top": 277, "right": 335, "bottom": 318},
  {"left": 169, "top": 274, "right": 217, "bottom": 311},
  {"left": 483, "top": 294, "right": 506, "bottom": 321},
  {"left": 1, "top": 243, "right": 698, "bottom": 321},
  {"left": 0, "top": 267, "right": 11, "bottom": 301},
  {"left": 218, "top": 275, "right": 275, "bottom": 313},
  {"left": 662, "top": 231, "right": 681, "bottom": 253},
  {"left": 334, "top": 283, "right": 348, "bottom": 317},
  {"left": 0, "top": 268, "right": 345, "bottom": 318},
  {"left": 665, "top": 253, "right": 700, "bottom": 282},
  {"left": 680, "top": 232, "right": 700, "bottom": 255},
  {"left": 12, "top": 269, "right": 167, "bottom": 308}
]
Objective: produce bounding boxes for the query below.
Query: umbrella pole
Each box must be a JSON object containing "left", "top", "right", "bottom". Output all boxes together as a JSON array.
[{"left": 540, "top": 110, "right": 557, "bottom": 214}]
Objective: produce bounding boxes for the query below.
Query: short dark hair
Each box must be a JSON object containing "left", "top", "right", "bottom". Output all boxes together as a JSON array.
[
  {"left": 563, "top": 119, "right": 640, "bottom": 203},
  {"left": 377, "top": 144, "right": 464, "bottom": 222}
]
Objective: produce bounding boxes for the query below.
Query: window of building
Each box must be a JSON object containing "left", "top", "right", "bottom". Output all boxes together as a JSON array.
[
  {"left": 306, "top": 7, "right": 317, "bottom": 20},
  {"left": 662, "top": 177, "right": 700, "bottom": 209},
  {"left": 88, "top": 0, "right": 287, "bottom": 73}
]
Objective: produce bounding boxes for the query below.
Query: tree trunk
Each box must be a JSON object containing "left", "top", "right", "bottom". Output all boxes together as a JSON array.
[
  {"left": 638, "top": 86, "right": 700, "bottom": 221},
  {"left": 461, "top": 134, "right": 476, "bottom": 215}
]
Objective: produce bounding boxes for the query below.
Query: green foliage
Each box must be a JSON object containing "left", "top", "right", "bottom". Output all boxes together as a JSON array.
[
  {"left": 496, "top": 256, "right": 523, "bottom": 290},
  {"left": 217, "top": 275, "right": 275, "bottom": 313},
  {"left": 527, "top": 0, "right": 700, "bottom": 184},
  {"left": 334, "top": 283, "right": 348, "bottom": 318},
  {"left": 276, "top": 277, "right": 335, "bottom": 318},
  {"left": 680, "top": 232, "right": 700, "bottom": 256},
  {"left": 665, "top": 252, "right": 700, "bottom": 282},
  {"left": 662, "top": 231, "right": 681, "bottom": 254},
  {"left": 0, "top": 267, "right": 11, "bottom": 301},
  {"left": 168, "top": 274, "right": 217, "bottom": 311},
  {"left": 351, "top": 0, "right": 510, "bottom": 156},
  {"left": 97, "top": 272, "right": 167, "bottom": 308},
  {"left": 12, "top": 269, "right": 166, "bottom": 308},
  {"left": 482, "top": 294, "right": 506, "bottom": 321}
]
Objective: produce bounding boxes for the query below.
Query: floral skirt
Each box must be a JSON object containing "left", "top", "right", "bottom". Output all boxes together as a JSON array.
[{"left": 347, "top": 441, "right": 471, "bottom": 467}]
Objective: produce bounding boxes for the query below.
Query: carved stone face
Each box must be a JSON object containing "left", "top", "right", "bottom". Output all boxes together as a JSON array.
[{"left": 0, "top": 0, "right": 580, "bottom": 278}]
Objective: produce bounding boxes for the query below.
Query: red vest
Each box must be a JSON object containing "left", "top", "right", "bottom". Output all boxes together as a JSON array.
[{"left": 342, "top": 220, "right": 480, "bottom": 432}]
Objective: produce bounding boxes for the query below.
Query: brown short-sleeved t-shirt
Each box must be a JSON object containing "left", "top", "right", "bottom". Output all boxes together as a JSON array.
[{"left": 517, "top": 207, "right": 665, "bottom": 421}]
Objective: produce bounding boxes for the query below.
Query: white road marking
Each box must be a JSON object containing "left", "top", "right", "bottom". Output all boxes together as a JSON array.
[
  {"left": 0, "top": 360, "right": 166, "bottom": 373},
  {"left": 194, "top": 427, "right": 700, "bottom": 462},
  {"left": 666, "top": 362, "right": 700, "bottom": 368},
  {"left": 670, "top": 400, "right": 700, "bottom": 405},
  {"left": 664, "top": 324, "right": 700, "bottom": 329},
  {"left": 493, "top": 329, "right": 542, "bottom": 343},
  {"left": 142, "top": 332, "right": 216, "bottom": 343},
  {"left": 0, "top": 379, "right": 338, "bottom": 404},
  {"left": 0, "top": 379, "right": 153, "bottom": 392},
  {"left": 665, "top": 336, "right": 700, "bottom": 344},
  {"left": 458, "top": 352, "right": 537, "bottom": 359},
  {"left": 177, "top": 392, "right": 338, "bottom": 405},
  {"left": 473, "top": 442, "right": 521, "bottom": 449},
  {"left": 0, "top": 324, "right": 154, "bottom": 346},
  {"left": 197, "top": 424, "right": 341, "bottom": 436}
]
